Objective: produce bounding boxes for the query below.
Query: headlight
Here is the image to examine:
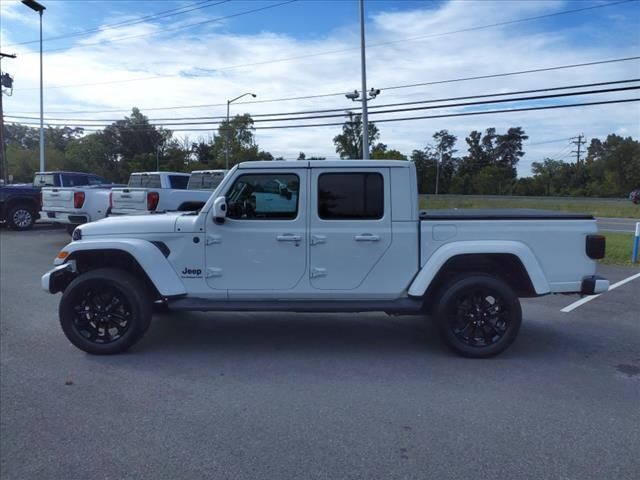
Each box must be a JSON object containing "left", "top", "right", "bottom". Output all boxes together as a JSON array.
[{"left": 72, "top": 227, "right": 82, "bottom": 241}]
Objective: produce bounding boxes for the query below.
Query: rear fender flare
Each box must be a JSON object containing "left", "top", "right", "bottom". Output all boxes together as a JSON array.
[{"left": 408, "top": 240, "right": 550, "bottom": 297}]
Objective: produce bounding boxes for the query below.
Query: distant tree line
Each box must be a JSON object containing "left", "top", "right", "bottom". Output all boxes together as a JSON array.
[{"left": 4, "top": 107, "right": 639, "bottom": 196}]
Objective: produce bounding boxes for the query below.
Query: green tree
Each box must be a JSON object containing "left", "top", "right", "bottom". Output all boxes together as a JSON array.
[
  {"left": 333, "top": 113, "right": 380, "bottom": 159},
  {"left": 371, "top": 143, "right": 407, "bottom": 160}
]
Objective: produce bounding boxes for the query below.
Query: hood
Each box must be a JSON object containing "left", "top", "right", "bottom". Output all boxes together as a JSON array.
[{"left": 80, "top": 212, "right": 184, "bottom": 236}]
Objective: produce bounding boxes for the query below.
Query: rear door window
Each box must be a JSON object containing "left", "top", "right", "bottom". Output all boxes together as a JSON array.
[
  {"left": 318, "top": 172, "right": 384, "bottom": 220},
  {"left": 62, "top": 174, "right": 89, "bottom": 187},
  {"left": 169, "top": 175, "right": 189, "bottom": 189},
  {"left": 88, "top": 175, "right": 109, "bottom": 185}
]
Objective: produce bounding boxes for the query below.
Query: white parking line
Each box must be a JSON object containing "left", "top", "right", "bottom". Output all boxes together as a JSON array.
[{"left": 561, "top": 272, "right": 640, "bottom": 313}]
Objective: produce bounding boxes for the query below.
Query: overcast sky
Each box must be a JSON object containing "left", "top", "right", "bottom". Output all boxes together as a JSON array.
[{"left": 1, "top": 0, "right": 639, "bottom": 175}]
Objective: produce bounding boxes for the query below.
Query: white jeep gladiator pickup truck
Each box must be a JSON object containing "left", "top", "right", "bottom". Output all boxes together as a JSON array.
[
  {"left": 110, "top": 171, "right": 213, "bottom": 215},
  {"left": 42, "top": 160, "right": 609, "bottom": 357}
]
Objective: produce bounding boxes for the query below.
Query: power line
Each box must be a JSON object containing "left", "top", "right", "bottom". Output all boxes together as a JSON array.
[
  {"left": 8, "top": 79, "right": 638, "bottom": 123},
  {"left": 5, "top": 1, "right": 229, "bottom": 47},
  {"left": 11, "top": 98, "right": 639, "bottom": 131},
  {"left": 8, "top": 85, "right": 639, "bottom": 127},
  {"left": 19, "top": 0, "right": 299, "bottom": 56},
  {"left": 14, "top": 0, "right": 637, "bottom": 82},
  {"left": 11, "top": 55, "right": 640, "bottom": 109},
  {"left": 523, "top": 138, "right": 574, "bottom": 146}
]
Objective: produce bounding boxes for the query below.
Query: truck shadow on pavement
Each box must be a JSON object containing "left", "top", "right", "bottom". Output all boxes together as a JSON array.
[
  {"left": 126, "top": 311, "right": 576, "bottom": 361},
  {"left": 137, "top": 312, "right": 446, "bottom": 356}
]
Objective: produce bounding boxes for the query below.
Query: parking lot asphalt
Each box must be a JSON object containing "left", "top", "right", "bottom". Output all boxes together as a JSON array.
[{"left": 1, "top": 225, "right": 639, "bottom": 480}]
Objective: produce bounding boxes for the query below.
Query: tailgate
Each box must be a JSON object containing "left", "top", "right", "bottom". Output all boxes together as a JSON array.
[
  {"left": 42, "top": 188, "right": 75, "bottom": 209},
  {"left": 111, "top": 188, "right": 148, "bottom": 211}
]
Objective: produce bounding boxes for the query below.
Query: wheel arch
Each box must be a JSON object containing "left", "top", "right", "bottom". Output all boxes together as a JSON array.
[
  {"left": 57, "top": 239, "right": 187, "bottom": 297},
  {"left": 409, "top": 240, "right": 550, "bottom": 301},
  {"left": 5, "top": 196, "right": 38, "bottom": 212}
]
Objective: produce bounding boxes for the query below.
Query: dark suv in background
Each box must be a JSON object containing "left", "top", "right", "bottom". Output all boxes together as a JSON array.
[{"left": 0, "top": 171, "right": 111, "bottom": 230}]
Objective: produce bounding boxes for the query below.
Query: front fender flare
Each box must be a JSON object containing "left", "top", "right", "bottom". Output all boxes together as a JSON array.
[
  {"left": 54, "top": 238, "right": 187, "bottom": 297},
  {"left": 408, "top": 240, "right": 550, "bottom": 297}
]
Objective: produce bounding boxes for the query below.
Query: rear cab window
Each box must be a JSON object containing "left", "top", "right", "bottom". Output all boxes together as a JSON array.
[
  {"left": 128, "top": 174, "right": 161, "bottom": 188},
  {"left": 33, "top": 174, "right": 57, "bottom": 187},
  {"left": 188, "top": 172, "right": 225, "bottom": 190},
  {"left": 318, "top": 172, "right": 384, "bottom": 220}
]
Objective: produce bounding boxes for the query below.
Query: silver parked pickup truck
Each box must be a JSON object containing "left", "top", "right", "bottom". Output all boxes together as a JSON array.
[{"left": 42, "top": 160, "right": 608, "bottom": 357}]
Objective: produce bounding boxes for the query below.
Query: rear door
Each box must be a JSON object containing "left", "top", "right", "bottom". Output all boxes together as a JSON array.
[{"left": 309, "top": 168, "right": 391, "bottom": 290}]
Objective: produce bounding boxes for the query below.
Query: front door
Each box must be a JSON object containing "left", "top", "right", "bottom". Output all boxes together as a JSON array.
[
  {"left": 309, "top": 168, "right": 391, "bottom": 290},
  {"left": 205, "top": 169, "right": 307, "bottom": 292}
]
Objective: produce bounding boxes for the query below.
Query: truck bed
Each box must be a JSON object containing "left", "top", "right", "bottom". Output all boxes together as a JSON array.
[{"left": 420, "top": 208, "right": 594, "bottom": 220}]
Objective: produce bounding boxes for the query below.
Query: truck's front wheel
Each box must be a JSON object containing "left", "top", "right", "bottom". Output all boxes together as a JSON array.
[
  {"left": 59, "top": 268, "right": 152, "bottom": 354},
  {"left": 433, "top": 274, "right": 522, "bottom": 358}
]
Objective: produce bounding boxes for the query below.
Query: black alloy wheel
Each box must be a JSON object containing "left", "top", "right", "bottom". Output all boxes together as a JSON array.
[
  {"left": 434, "top": 274, "right": 522, "bottom": 358},
  {"left": 72, "top": 287, "right": 133, "bottom": 344},
  {"left": 59, "top": 268, "right": 152, "bottom": 354}
]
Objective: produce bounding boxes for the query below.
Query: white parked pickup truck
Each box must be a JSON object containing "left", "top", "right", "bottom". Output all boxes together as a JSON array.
[
  {"left": 42, "top": 160, "right": 609, "bottom": 357},
  {"left": 41, "top": 183, "right": 122, "bottom": 234},
  {"left": 110, "top": 171, "right": 214, "bottom": 216}
]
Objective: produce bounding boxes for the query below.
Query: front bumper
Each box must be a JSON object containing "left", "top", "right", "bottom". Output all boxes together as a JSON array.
[
  {"left": 40, "top": 210, "right": 89, "bottom": 225},
  {"left": 580, "top": 275, "right": 610, "bottom": 295},
  {"left": 41, "top": 263, "right": 76, "bottom": 294}
]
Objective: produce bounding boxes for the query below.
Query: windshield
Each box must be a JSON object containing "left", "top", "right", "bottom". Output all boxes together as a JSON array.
[
  {"left": 128, "top": 174, "right": 161, "bottom": 188},
  {"left": 188, "top": 172, "right": 225, "bottom": 190}
]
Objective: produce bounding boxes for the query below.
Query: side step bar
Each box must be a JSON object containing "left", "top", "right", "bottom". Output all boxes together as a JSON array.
[{"left": 166, "top": 297, "right": 424, "bottom": 315}]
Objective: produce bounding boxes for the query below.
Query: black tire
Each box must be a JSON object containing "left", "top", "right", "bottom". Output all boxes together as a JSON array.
[
  {"left": 59, "top": 268, "right": 152, "bottom": 355},
  {"left": 66, "top": 224, "right": 77, "bottom": 236},
  {"left": 433, "top": 274, "right": 522, "bottom": 358},
  {"left": 7, "top": 204, "right": 36, "bottom": 231}
]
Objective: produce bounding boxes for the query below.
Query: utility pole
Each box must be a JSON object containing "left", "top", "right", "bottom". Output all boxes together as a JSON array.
[
  {"left": 571, "top": 134, "right": 586, "bottom": 165},
  {"left": 0, "top": 52, "right": 16, "bottom": 184},
  {"left": 435, "top": 148, "right": 442, "bottom": 195},
  {"left": 359, "top": 0, "right": 369, "bottom": 159}
]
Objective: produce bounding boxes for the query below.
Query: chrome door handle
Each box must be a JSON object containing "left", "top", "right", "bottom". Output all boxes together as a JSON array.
[
  {"left": 355, "top": 234, "right": 380, "bottom": 242},
  {"left": 277, "top": 234, "right": 302, "bottom": 242}
]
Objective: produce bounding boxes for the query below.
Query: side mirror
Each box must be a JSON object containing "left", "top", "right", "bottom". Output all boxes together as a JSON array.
[{"left": 213, "top": 196, "right": 227, "bottom": 224}]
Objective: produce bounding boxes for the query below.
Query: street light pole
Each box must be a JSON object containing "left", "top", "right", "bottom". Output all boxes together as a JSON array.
[
  {"left": 38, "top": 8, "right": 44, "bottom": 172},
  {"left": 359, "top": 0, "right": 369, "bottom": 160},
  {"left": 22, "top": 0, "right": 46, "bottom": 172},
  {"left": 225, "top": 92, "right": 256, "bottom": 170}
]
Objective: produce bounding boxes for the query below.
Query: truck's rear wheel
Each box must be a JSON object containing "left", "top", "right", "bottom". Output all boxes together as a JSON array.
[
  {"left": 7, "top": 204, "right": 35, "bottom": 231},
  {"left": 433, "top": 274, "right": 522, "bottom": 358},
  {"left": 59, "top": 268, "right": 152, "bottom": 355}
]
